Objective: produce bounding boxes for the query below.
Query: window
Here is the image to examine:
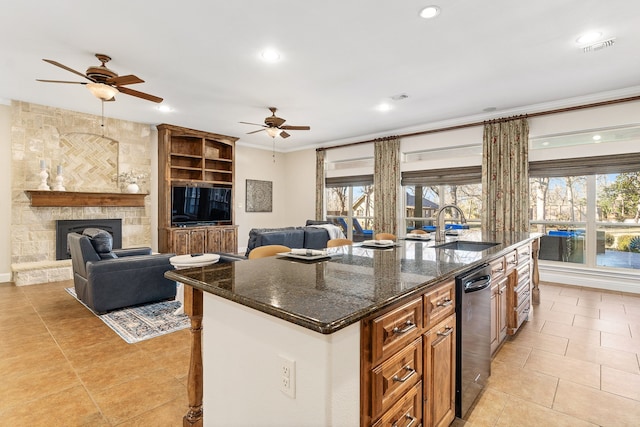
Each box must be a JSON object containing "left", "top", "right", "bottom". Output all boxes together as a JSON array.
[
  {"left": 530, "top": 156, "right": 640, "bottom": 271},
  {"left": 401, "top": 166, "right": 482, "bottom": 234},
  {"left": 325, "top": 175, "right": 374, "bottom": 242}
]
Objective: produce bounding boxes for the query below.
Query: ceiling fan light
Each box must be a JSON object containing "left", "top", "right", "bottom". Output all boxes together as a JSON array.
[
  {"left": 86, "top": 82, "right": 119, "bottom": 100},
  {"left": 265, "top": 127, "right": 281, "bottom": 138}
]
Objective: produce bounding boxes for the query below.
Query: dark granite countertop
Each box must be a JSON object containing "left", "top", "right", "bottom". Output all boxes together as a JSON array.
[{"left": 166, "top": 231, "right": 539, "bottom": 334}]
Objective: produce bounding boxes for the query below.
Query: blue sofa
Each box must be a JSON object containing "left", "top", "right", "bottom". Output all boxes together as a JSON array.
[{"left": 244, "top": 223, "right": 332, "bottom": 257}]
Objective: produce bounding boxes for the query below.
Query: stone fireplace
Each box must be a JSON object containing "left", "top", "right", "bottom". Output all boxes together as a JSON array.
[{"left": 10, "top": 101, "right": 154, "bottom": 285}]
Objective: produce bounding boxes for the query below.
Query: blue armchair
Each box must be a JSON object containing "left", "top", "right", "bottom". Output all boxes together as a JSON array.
[{"left": 68, "top": 228, "right": 176, "bottom": 313}]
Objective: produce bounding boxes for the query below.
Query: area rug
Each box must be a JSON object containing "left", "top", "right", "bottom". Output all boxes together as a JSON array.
[{"left": 65, "top": 287, "right": 190, "bottom": 344}]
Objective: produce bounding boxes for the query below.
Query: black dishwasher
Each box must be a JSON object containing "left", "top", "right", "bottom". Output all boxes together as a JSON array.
[{"left": 455, "top": 263, "right": 492, "bottom": 419}]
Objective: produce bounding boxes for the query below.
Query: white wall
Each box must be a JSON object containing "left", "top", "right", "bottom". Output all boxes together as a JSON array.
[
  {"left": 0, "top": 104, "right": 11, "bottom": 282},
  {"left": 203, "top": 292, "right": 360, "bottom": 426}
]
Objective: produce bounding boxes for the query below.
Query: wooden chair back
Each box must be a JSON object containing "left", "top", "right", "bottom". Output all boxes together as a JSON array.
[
  {"left": 408, "top": 229, "right": 428, "bottom": 234},
  {"left": 375, "top": 233, "right": 397, "bottom": 241},
  {"left": 248, "top": 245, "right": 291, "bottom": 259},
  {"left": 327, "top": 238, "right": 353, "bottom": 248}
]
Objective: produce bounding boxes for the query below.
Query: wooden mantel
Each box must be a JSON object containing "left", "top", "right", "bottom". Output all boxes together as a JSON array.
[{"left": 25, "top": 190, "right": 147, "bottom": 207}]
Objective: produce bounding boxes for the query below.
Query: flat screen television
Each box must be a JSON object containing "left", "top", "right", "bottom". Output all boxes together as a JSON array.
[{"left": 171, "top": 186, "right": 232, "bottom": 226}]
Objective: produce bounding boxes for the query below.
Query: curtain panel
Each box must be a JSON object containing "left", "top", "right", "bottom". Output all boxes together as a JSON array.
[
  {"left": 482, "top": 118, "right": 530, "bottom": 232},
  {"left": 315, "top": 149, "right": 325, "bottom": 220},
  {"left": 374, "top": 137, "right": 400, "bottom": 235}
]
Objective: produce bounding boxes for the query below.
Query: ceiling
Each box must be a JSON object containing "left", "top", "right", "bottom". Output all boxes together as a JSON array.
[{"left": 1, "top": 0, "right": 639, "bottom": 152}]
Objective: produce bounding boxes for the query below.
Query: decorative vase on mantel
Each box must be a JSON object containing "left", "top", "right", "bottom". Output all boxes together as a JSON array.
[{"left": 125, "top": 182, "right": 140, "bottom": 193}]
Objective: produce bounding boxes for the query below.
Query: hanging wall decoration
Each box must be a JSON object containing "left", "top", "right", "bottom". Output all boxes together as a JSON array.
[{"left": 246, "top": 179, "right": 272, "bottom": 212}]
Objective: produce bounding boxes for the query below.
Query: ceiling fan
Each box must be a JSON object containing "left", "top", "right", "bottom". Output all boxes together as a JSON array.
[
  {"left": 240, "top": 107, "right": 310, "bottom": 138},
  {"left": 37, "top": 53, "right": 163, "bottom": 103}
]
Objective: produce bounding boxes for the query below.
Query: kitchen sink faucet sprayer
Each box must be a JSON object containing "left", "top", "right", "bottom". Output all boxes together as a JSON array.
[{"left": 435, "top": 204, "right": 467, "bottom": 242}]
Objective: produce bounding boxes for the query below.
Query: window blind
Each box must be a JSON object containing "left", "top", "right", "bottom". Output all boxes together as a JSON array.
[
  {"left": 529, "top": 153, "right": 640, "bottom": 177},
  {"left": 325, "top": 174, "right": 374, "bottom": 187},
  {"left": 401, "top": 166, "right": 482, "bottom": 186}
]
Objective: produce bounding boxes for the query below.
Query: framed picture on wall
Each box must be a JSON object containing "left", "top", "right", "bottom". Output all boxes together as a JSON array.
[{"left": 246, "top": 179, "right": 273, "bottom": 212}]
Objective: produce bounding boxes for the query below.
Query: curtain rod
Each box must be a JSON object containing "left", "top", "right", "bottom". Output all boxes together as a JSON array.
[{"left": 316, "top": 94, "right": 640, "bottom": 152}]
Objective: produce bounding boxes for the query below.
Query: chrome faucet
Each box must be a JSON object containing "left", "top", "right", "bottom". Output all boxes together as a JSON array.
[{"left": 435, "top": 204, "right": 467, "bottom": 242}]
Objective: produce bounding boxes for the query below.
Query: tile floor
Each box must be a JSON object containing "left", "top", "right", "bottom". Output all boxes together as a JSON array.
[
  {"left": 457, "top": 281, "right": 640, "bottom": 427},
  {"left": 1, "top": 280, "right": 639, "bottom": 426},
  {"left": 0, "top": 280, "right": 189, "bottom": 426}
]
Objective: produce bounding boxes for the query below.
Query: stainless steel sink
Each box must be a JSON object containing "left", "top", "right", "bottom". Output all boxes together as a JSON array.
[{"left": 433, "top": 240, "right": 499, "bottom": 251}]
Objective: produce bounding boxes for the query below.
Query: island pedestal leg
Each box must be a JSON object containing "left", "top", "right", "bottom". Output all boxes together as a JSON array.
[
  {"left": 183, "top": 284, "right": 204, "bottom": 427},
  {"left": 531, "top": 237, "right": 541, "bottom": 304}
]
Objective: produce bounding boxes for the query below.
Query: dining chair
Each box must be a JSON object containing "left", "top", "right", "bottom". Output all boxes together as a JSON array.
[
  {"left": 375, "top": 233, "right": 397, "bottom": 241},
  {"left": 327, "top": 238, "right": 353, "bottom": 248},
  {"left": 248, "top": 244, "right": 291, "bottom": 259},
  {"left": 408, "top": 229, "right": 428, "bottom": 234}
]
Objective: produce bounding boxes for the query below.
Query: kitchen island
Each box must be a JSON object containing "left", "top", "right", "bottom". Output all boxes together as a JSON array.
[{"left": 166, "top": 231, "right": 540, "bottom": 427}]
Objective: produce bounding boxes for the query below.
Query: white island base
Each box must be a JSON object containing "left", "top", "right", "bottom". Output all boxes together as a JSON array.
[{"left": 202, "top": 292, "right": 361, "bottom": 426}]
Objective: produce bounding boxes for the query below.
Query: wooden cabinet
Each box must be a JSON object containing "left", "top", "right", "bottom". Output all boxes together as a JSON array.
[
  {"left": 362, "top": 280, "right": 455, "bottom": 427},
  {"left": 423, "top": 279, "right": 455, "bottom": 329},
  {"left": 157, "top": 124, "right": 239, "bottom": 255},
  {"left": 372, "top": 382, "right": 422, "bottom": 427},
  {"left": 506, "top": 242, "right": 532, "bottom": 335},
  {"left": 207, "top": 226, "right": 238, "bottom": 254},
  {"left": 166, "top": 225, "right": 239, "bottom": 256},
  {"left": 489, "top": 257, "right": 508, "bottom": 355},
  {"left": 424, "top": 313, "right": 456, "bottom": 427}
]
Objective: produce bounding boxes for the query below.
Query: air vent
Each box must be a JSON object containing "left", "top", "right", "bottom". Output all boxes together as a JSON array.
[{"left": 582, "top": 38, "right": 616, "bottom": 53}]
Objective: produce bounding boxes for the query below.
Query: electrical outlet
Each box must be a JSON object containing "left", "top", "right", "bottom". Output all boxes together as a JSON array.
[{"left": 279, "top": 355, "right": 295, "bottom": 398}]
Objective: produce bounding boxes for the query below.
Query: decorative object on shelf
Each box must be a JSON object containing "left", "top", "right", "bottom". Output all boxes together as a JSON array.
[
  {"left": 113, "top": 169, "right": 147, "bottom": 193},
  {"left": 52, "top": 164, "right": 66, "bottom": 191},
  {"left": 246, "top": 179, "right": 272, "bottom": 212},
  {"left": 37, "top": 159, "right": 50, "bottom": 191}
]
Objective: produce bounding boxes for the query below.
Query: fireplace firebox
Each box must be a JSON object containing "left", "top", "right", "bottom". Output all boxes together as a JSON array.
[{"left": 56, "top": 219, "right": 122, "bottom": 260}]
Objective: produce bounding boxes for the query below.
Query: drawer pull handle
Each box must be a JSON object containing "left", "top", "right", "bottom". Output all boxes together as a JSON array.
[
  {"left": 436, "top": 298, "right": 453, "bottom": 307},
  {"left": 437, "top": 326, "right": 454, "bottom": 337},
  {"left": 392, "top": 414, "right": 416, "bottom": 427},
  {"left": 392, "top": 321, "right": 416, "bottom": 335},
  {"left": 392, "top": 366, "right": 416, "bottom": 383}
]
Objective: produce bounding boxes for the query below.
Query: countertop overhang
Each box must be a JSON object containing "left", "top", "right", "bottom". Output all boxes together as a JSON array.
[{"left": 166, "top": 231, "right": 540, "bottom": 334}]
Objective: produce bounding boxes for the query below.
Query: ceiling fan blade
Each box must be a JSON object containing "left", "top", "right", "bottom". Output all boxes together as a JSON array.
[
  {"left": 246, "top": 129, "right": 265, "bottom": 135},
  {"left": 36, "top": 79, "right": 86, "bottom": 84},
  {"left": 239, "top": 121, "right": 266, "bottom": 127},
  {"left": 107, "top": 74, "right": 144, "bottom": 86},
  {"left": 280, "top": 131, "right": 291, "bottom": 139},
  {"left": 280, "top": 125, "right": 310, "bottom": 131},
  {"left": 43, "top": 59, "right": 94, "bottom": 82},
  {"left": 116, "top": 86, "right": 163, "bottom": 103}
]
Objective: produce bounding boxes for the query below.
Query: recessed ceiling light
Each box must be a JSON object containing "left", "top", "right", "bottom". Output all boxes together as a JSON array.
[
  {"left": 419, "top": 5, "right": 441, "bottom": 19},
  {"left": 376, "top": 102, "right": 392, "bottom": 112},
  {"left": 542, "top": 141, "right": 550, "bottom": 146},
  {"left": 576, "top": 31, "right": 602, "bottom": 44},
  {"left": 156, "top": 105, "right": 173, "bottom": 113},
  {"left": 592, "top": 134, "right": 602, "bottom": 142},
  {"left": 260, "top": 49, "right": 281, "bottom": 62}
]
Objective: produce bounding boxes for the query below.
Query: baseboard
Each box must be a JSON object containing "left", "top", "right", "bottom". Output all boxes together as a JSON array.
[
  {"left": 0, "top": 272, "right": 11, "bottom": 283},
  {"left": 540, "top": 262, "right": 640, "bottom": 294}
]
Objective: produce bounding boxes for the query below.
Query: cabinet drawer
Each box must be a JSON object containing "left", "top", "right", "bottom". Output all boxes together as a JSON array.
[
  {"left": 372, "top": 382, "right": 422, "bottom": 427},
  {"left": 515, "top": 300, "right": 530, "bottom": 329},
  {"left": 423, "top": 280, "right": 455, "bottom": 330},
  {"left": 371, "top": 338, "right": 422, "bottom": 419},
  {"left": 517, "top": 243, "right": 532, "bottom": 264},
  {"left": 371, "top": 298, "right": 423, "bottom": 365},
  {"left": 505, "top": 250, "right": 518, "bottom": 271},
  {"left": 490, "top": 256, "right": 506, "bottom": 278},
  {"left": 513, "top": 284, "right": 531, "bottom": 307}
]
